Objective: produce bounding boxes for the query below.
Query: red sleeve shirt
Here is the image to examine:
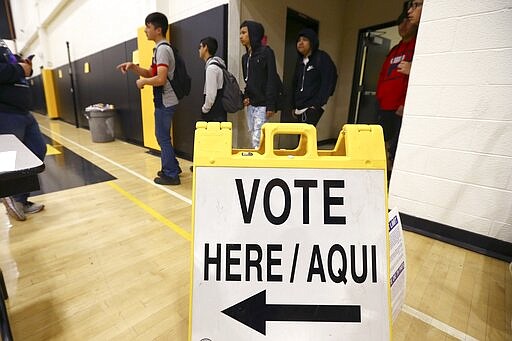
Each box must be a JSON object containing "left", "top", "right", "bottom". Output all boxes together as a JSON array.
[{"left": 376, "top": 37, "right": 416, "bottom": 111}]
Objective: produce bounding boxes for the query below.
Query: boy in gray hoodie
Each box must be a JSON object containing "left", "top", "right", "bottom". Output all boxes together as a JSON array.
[{"left": 199, "top": 36, "right": 227, "bottom": 122}]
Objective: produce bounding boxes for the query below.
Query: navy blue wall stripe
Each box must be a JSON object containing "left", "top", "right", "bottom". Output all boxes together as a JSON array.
[{"left": 400, "top": 213, "right": 512, "bottom": 262}]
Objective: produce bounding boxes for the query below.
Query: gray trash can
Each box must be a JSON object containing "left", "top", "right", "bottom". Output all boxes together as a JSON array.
[{"left": 84, "top": 104, "right": 116, "bottom": 142}]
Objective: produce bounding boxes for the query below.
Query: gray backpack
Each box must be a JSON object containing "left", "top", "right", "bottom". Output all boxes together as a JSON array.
[{"left": 210, "top": 61, "right": 244, "bottom": 113}]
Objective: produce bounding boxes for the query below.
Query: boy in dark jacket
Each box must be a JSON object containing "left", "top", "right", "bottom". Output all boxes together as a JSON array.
[
  {"left": 240, "top": 20, "right": 279, "bottom": 148},
  {"left": 0, "top": 39, "right": 47, "bottom": 221},
  {"left": 292, "top": 28, "right": 337, "bottom": 126}
]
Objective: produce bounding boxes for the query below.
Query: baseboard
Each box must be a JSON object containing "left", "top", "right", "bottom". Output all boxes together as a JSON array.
[{"left": 400, "top": 213, "right": 512, "bottom": 262}]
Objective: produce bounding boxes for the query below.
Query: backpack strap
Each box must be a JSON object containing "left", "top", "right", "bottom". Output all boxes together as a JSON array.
[
  {"left": 209, "top": 60, "right": 225, "bottom": 70},
  {"left": 208, "top": 61, "right": 226, "bottom": 86}
]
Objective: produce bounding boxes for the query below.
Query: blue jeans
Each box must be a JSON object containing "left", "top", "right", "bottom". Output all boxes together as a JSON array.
[
  {"left": 0, "top": 111, "right": 47, "bottom": 203},
  {"left": 155, "top": 105, "right": 180, "bottom": 178},
  {"left": 246, "top": 105, "right": 267, "bottom": 149}
]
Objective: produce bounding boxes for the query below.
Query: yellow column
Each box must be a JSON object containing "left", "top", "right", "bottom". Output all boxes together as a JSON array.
[
  {"left": 137, "top": 27, "right": 159, "bottom": 150},
  {"left": 41, "top": 68, "right": 60, "bottom": 119}
]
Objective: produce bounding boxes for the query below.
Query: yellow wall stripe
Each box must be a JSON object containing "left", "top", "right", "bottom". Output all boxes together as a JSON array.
[
  {"left": 45, "top": 144, "right": 61, "bottom": 155},
  {"left": 137, "top": 27, "right": 159, "bottom": 150},
  {"left": 41, "top": 68, "right": 60, "bottom": 119},
  {"left": 107, "top": 181, "right": 192, "bottom": 241}
]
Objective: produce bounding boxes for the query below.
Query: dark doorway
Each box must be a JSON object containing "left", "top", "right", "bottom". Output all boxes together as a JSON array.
[
  {"left": 348, "top": 1, "right": 409, "bottom": 124},
  {"left": 0, "top": 0, "right": 15, "bottom": 40},
  {"left": 348, "top": 23, "right": 394, "bottom": 124},
  {"left": 279, "top": 8, "right": 319, "bottom": 148}
]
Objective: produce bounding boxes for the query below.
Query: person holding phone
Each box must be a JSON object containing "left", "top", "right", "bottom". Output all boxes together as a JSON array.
[{"left": 0, "top": 40, "right": 46, "bottom": 221}]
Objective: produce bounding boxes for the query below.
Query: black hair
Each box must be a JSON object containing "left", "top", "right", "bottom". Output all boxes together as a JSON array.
[
  {"left": 200, "top": 36, "right": 218, "bottom": 56},
  {"left": 396, "top": 11, "right": 408, "bottom": 24},
  {"left": 145, "top": 12, "right": 168, "bottom": 37}
]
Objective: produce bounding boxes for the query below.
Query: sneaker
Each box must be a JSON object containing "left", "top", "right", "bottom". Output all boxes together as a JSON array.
[
  {"left": 157, "top": 166, "right": 182, "bottom": 177},
  {"left": 23, "top": 201, "right": 45, "bottom": 214},
  {"left": 1, "top": 197, "right": 26, "bottom": 221},
  {"left": 154, "top": 175, "right": 181, "bottom": 186}
]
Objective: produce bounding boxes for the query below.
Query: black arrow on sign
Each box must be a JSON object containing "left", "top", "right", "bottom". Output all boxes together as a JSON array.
[{"left": 221, "top": 290, "right": 361, "bottom": 335}]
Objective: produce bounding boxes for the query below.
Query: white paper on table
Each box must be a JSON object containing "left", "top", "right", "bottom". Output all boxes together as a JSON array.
[
  {"left": 0, "top": 151, "right": 17, "bottom": 172},
  {"left": 389, "top": 207, "right": 407, "bottom": 322}
]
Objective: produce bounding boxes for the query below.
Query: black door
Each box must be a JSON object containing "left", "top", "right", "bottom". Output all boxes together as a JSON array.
[
  {"left": 354, "top": 30, "right": 391, "bottom": 124},
  {"left": 349, "top": 1, "right": 410, "bottom": 124},
  {"left": 170, "top": 5, "right": 228, "bottom": 160}
]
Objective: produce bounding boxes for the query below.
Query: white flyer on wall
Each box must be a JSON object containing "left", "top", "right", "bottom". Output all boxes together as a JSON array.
[{"left": 389, "top": 207, "right": 406, "bottom": 322}]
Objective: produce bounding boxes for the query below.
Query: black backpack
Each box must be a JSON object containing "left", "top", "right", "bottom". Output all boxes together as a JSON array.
[
  {"left": 210, "top": 61, "right": 244, "bottom": 113},
  {"left": 263, "top": 46, "right": 287, "bottom": 112},
  {"left": 275, "top": 73, "right": 287, "bottom": 111},
  {"left": 319, "top": 50, "right": 338, "bottom": 97},
  {"left": 157, "top": 42, "right": 191, "bottom": 99}
]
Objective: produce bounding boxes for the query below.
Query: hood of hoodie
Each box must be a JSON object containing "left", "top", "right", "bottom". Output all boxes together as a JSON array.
[
  {"left": 206, "top": 56, "right": 226, "bottom": 69},
  {"left": 241, "top": 20, "right": 264, "bottom": 52},
  {"left": 297, "top": 28, "right": 319, "bottom": 55}
]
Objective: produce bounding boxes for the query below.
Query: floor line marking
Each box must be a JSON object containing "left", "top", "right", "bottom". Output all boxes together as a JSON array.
[
  {"left": 108, "top": 182, "right": 192, "bottom": 242},
  {"left": 40, "top": 126, "right": 192, "bottom": 205},
  {"left": 402, "top": 304, "right": 479, "bottom": 341}
]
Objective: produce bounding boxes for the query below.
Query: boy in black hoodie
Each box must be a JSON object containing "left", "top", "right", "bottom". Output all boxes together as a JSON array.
[
  {"left": 292, "top": 28, "right": 337, "bottom": 126},
  {"left": 240, "top": 20, "right": 279, "bottom": 148},
  {"left": 0, "top": 39, "right": 47, "bottom": 221}
]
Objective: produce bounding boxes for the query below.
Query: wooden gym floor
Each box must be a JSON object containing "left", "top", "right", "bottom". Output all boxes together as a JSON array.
[{"left": 1, "top": 113, "right": 510, "bottom": 340}]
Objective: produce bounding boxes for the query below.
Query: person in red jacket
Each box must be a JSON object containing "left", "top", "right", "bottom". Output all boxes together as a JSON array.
[{"left": 376, "top": 12, "right": 417, "bottom": 169}]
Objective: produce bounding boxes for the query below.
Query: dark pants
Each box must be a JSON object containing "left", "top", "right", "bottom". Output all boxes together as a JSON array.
[
  {"left": 155, "top": 105, "right": 180, "bottom": 178},
  {"left": 201, "top": 92, "right": 227, "bottom": 122},
  {"left": 0, "top": 111, "right": 47, "bottom": 203},
  {"left": 296, "top": 107, "right": 324, "bottom": 126},
  {"left": 377, "top": 109, "right": 402, "bottom": 162}
]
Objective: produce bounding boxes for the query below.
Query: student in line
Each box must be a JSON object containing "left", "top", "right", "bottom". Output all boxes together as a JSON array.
[
  {"left": 186, "top": 36, "right": 228, "bottom": 174},
  {"left": 239, "top": 20, "right": 279, "bottom": 149},
  {"left": 198, "top": 36, "right": 227, "bottom": 122},
  {"left": 292, "top": 28, "right": 337, "bottom": 127},
  {"left": 117, "top": 12, "right": 181, "bottom": 186},
  {"left": 376, "top": 12, "right": 417, "bottom": 171}
]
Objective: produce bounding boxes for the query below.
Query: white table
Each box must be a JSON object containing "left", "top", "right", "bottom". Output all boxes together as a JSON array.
[
  {"left": 0, "top": 134, "right": 45, "bottom": 341},
  {"left": 0, "top": 134, "right": 45, "bottom": 197}
]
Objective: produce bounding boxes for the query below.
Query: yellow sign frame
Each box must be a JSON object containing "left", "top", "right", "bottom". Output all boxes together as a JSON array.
[{"left": 189, "top": 122, "right": 392, "bottom": 340}]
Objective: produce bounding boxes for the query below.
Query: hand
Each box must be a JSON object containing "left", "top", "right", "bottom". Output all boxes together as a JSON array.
[
  {"left": 136, "top": 78, "right": 145, "bottom": 89},
  {"left": 395, "top": 105, "right": 404, "bottom": 117},
  {"left": 243, "top": 98, "right": 250, "bottom": 107},
  {"left": 117, "top": 62, "right": 134, "bottom": 74},
  {"left": 19, "top": 62, "right": 32, "bottom": 77},
  {"left": 266, "top": 111, "right": 275, "bottom": 118},
  {"left": 397, "top": 61, "right": 411, "bottom": 75}
]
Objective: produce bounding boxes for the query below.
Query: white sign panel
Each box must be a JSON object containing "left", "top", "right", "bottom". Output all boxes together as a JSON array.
[{"left": 191, "top": 167, "right": 390, "bottom": 340}]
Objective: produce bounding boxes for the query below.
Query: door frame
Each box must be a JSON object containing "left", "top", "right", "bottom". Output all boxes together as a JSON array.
[{"left": 347, "top": 21, "right": 396, "bottom": 124}]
